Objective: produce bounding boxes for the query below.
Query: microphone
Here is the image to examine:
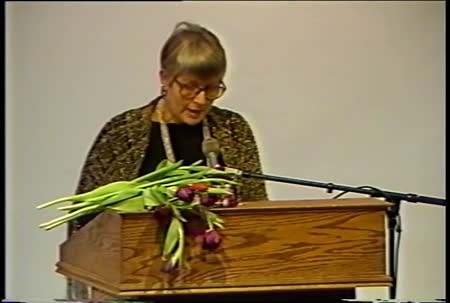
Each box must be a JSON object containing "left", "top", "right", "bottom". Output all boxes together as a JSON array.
[
  {"left": 202, "top": 138, "right": 238, "bottom": 207},
  {"left": 202, "top": 137, "right": 220, "bottom": 168}
]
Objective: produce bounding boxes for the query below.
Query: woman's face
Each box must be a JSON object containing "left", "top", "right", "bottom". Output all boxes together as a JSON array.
[{"left": 160, "top": 71, "right": 225, "bottom": 125}]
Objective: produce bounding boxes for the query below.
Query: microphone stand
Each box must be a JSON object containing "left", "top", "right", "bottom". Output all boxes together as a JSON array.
[
  {"left": 241, "top": 171, "right": 446, "bottom": 299},
  {"left": 241, "top": 171, "right": 446, "bottom": 206}
]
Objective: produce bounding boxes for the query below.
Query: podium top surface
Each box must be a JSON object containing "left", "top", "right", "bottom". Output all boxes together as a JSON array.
[{"left": 212, "top": 198, "right": 392, "bottom": 214}]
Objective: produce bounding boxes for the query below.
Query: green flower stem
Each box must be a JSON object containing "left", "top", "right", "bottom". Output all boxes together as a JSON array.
[
  {"left": 163, "top": 179, "right": 205, "bottom": 188},
  {"left": 165, "top": 178, "right": 238, "bottom": 188},
  {"left": 136, "top": 171, "right": 210, "bottom": 189},
  {"left": 134, "top": 172, "right": 238, "bottom": 191},
  {"left": 58, "top": 201, "right": 95, "bottom": 211},
  {"left": 195, "top": 178, "right": 239, "bottom": 185},
  {"left": 204, "top": 209, "right": 225, "bottom": 230},
  {"left": 36, "top": 181, "right": 134, "bottom": 209},
  {"left": 171, "top": 205, "right": 187, "bottom": 223},
  {"left": 177, "top": 160, "right": 206, "bottom": 171},
  {"left": 39, "top": 204, "right": 97, "bottom": 227},
  {"left": 96, "top": 189, "right": 142, "bottom": 207},
  {"left": 131, "top": 160, "right": 183, "bottom": 184},
  {"left": 40, "top": 204, "right": 102, "bottom": 229},
  {"left": 171, "top": 219, "right": 185, "bottom": 268}
]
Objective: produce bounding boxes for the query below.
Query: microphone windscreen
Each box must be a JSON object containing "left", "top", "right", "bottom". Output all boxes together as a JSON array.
[{"left": 202, "top": 137, "right": 220, "bottom": 156}]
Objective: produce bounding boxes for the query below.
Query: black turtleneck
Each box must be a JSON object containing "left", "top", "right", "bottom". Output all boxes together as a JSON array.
[{"left": 138, "top": 122, "right": 224, "bottom": 176}]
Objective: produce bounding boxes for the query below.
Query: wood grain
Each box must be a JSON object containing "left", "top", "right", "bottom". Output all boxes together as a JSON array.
[
  {"left": 56, "top": 198, "right": 392, "bottom": 298},
  {"left": 120, "top": 208, "right": 389, "bottom": 290},
  {"left": 59, "top": 210, "right": 122, "bottom": 285}
]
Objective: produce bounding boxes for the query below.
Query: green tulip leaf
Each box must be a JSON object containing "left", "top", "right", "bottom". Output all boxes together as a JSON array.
[
  {"left": 163, "top": 217, "right": 182, "bottom": 256},
  {"left": 156, "top": 159, "right": 172, "bottom": 171},
  {"left": 107, "top": 196, "right": 146, "bottom": 213},
  {"left": 142, "top": 188, "right": 160, "bottom": 209},
  {"left": 148, "top": 187, "right": 168, "bottom": 205}
]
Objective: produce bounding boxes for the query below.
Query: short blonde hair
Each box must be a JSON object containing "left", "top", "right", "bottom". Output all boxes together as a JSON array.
[{"left": 160, "top": 21, "right": 227, "bottom": 80}]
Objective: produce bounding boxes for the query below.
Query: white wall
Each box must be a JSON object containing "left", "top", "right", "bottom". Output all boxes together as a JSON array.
[{"left": 6, "top": 1, "right": 445, "bottom": 301}]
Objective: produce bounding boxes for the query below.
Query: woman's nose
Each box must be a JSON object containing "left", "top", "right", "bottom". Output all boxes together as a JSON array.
[{"left": 193, "top": 90, "right": 208, "bottom": 105}]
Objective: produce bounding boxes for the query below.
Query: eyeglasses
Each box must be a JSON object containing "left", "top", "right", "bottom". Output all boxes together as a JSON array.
[{"left": 174, "top": 78, "right": 227, "bottom": 101}]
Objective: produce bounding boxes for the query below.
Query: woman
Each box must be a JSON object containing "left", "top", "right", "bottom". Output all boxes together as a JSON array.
[{"left": 67, "top": 21, "right": 268, "bottom": 300}]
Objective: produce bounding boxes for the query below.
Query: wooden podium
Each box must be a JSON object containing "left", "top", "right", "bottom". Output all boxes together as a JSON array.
[{"left": 57, "top": 198, "right": 393, "bottom": 302}]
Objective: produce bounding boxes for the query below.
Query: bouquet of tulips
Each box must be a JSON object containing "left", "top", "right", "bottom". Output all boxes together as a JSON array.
[{"left": 36, "top": 159, "right": 240, "bottom": 271}]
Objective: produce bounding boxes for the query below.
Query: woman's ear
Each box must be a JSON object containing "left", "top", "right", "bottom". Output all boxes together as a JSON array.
[
  {"left": 159, "top": 70, "right": 169, "bottom": 87},
  {"left": 159, "top": 70, "right": 171, "bottom": 96}
]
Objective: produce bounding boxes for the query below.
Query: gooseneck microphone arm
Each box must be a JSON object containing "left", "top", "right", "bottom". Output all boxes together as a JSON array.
[
  {"left": 201, "top": 135, "right": 445, "bottom": 206},
  {"left": 240, "top": 171, "right": 446, "bottom": 206}
]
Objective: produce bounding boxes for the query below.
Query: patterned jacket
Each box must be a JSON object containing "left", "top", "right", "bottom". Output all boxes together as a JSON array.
[
  {"left": 74, "top": 96, "right": 267, "bottom": 205},
  {"left": 67, "top": 97, "right": 268, "bottom": 299}
]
